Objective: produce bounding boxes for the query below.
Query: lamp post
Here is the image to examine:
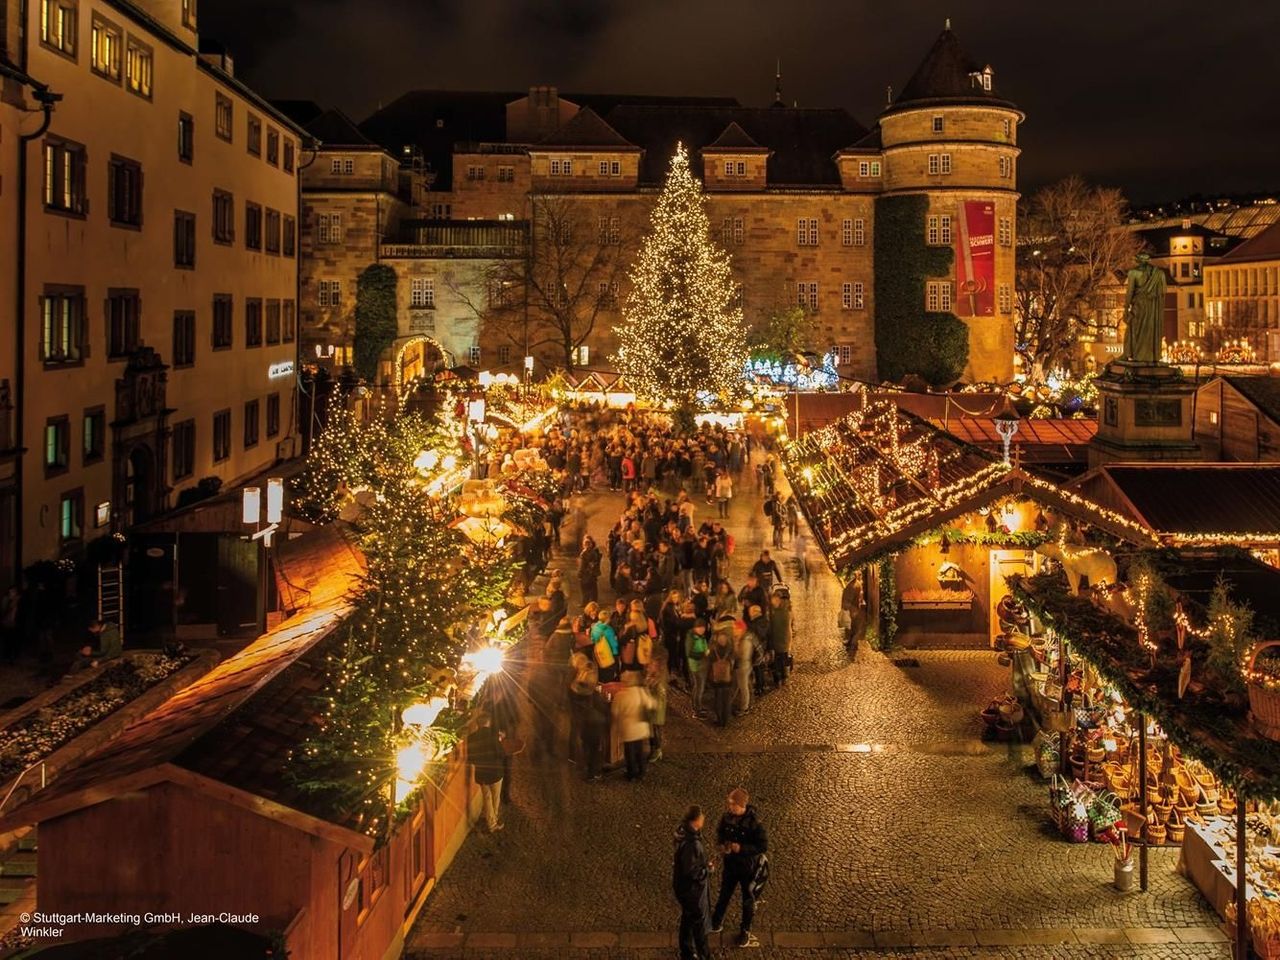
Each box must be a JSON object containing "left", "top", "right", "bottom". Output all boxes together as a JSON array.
[{"left": 242, "top": 477, "right": 284, "bottom": 634}]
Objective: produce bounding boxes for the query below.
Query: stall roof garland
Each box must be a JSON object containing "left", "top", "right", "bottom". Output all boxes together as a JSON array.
[
  {"left": 1010, "top": 570, "right": 1280, "bottom": 801},
  {"left": 781, "top": 395, "right": 1159, "bottom": 574}
]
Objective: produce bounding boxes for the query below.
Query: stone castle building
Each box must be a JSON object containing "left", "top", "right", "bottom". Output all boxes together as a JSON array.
[{"left": 285, "top": 24, "right": 1020, "bottom": 390}]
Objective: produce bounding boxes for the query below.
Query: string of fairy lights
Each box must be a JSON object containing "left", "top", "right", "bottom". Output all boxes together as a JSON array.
[
  {"left": 612, "top": 143, "right": 749, "bottom": 408},
  {"left": 291, "top": 395, "right": 557, "bottom": 836}
]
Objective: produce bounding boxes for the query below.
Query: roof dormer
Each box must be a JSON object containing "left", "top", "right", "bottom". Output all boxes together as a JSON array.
[{"left": 701, "top": 122, "right": 770, "bottom": 191}]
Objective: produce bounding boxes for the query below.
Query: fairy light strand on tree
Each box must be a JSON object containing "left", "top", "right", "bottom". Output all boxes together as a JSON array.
[{"left": 612, "top": 143, "right": 749, "bottom": 416}]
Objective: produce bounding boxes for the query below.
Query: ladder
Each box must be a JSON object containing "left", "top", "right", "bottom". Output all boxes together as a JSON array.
[{"left": 97, "top": 562, "right": 124, "bottom": 642}]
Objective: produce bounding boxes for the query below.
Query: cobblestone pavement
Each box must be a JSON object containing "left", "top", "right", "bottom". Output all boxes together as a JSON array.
[{"left": 407, "top": 457, "right": 1228, "bottom": 958}]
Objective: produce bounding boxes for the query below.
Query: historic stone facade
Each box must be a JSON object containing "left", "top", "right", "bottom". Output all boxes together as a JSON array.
[{"left": 290, "top": 24, "right": 1020, "bottom": 387}]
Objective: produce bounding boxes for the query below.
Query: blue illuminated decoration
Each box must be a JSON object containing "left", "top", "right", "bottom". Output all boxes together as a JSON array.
[{"left": 745, "top": 351, "right": 839, "bottom": 390}]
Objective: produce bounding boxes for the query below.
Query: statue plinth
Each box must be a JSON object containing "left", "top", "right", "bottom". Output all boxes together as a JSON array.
[{"left": 1089, "top": 360, "right": 1201, "bottom": 468}]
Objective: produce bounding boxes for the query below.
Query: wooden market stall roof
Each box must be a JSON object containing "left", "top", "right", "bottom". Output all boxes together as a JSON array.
[
  {"left": 1073, "top": 462, "right": 1280, "bottom": 548},
  {"left": 781, "top": 396, "right": 1159, "bottom": 573},
  {"left": 1011, "top": 563, "right": 1280, "bottom": 800},
  {"left": 932, "top": 417, "right": 1097, "bottom": 466},
  {"left": 0, "top": 525, "right": 371, "bottom": 848}
]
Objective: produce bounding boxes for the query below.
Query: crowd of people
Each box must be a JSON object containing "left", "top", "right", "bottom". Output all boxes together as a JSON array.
[{"left": 510, "top": 414, "right": 805, "bottom": 785}]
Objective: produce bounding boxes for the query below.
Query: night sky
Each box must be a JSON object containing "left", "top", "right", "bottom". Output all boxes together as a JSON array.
[{"left": 201, "top": 0, "right": 1279, "bottom": 205}]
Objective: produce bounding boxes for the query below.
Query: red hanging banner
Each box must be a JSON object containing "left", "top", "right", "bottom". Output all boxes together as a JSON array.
[{"left": 955, "top": 201, "right": 996, "bottom": 317}]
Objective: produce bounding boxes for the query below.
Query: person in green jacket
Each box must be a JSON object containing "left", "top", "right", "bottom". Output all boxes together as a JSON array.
[
  {"left": 684, "top": 619, "right": 710, "bottom": 716},
  {"left": 768, "top": 592, "right": 793, "bottom": 688}
]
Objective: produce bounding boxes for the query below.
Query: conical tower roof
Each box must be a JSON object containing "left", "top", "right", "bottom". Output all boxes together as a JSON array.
[{"left": 886, "top": 25, "right": 1019, "bottom": 116}]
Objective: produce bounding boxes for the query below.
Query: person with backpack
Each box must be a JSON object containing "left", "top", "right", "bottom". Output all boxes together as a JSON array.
[
  {"left": 591, "top": 610, "right": 620, "bottom": 684},
  {"left": 707, "top": 626, "right": 737, "bottom": 727},
  {"left": 710, "top": 787, "right": 768, "bottom": 949},
  {"left": 673, "top": 805, "right": 714, "bottom": 960},
  {"left": 684, "top": 619, "right": 711, "bottom": 717}
]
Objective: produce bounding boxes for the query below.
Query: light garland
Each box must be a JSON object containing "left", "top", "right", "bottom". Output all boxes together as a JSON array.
[{"left": 612, "top": 144, "right": 749, "bottom": 409}]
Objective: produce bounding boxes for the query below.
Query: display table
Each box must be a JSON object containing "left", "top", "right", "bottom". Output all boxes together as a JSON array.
[
  {"left": 1183, "top": 817, "right": 1280, "bottom": 920},
  {"left": 1183, "top": 819, "right": 1238, "bottom": 918}
]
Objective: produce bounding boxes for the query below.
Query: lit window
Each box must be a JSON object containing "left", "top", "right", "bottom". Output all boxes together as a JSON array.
[
  {"left": 215, "top": 93, "right": 233, "bottom": 141},
  {"left": 40, "top": 288, "right": 85, "bottom": 364},
  {"left": 125, "top": 37, "right": 153, "bottom": 98},
  {"left": 90, "top": 16, "right": 122, "bottom": 80},
  {"left": 43, "top": 139, "right": 87, "bottom": 214},
  {"left": 59, "top": 491, "right": 83, "bottom": 543},
  {"left": 44, "top": 417, "right": 70, "bottom": 471},
  {"left": 40, "top": 0, "right": 77, "bottom": 56}
]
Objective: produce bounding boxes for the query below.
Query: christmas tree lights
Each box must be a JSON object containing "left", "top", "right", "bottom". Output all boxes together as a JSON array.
[{"left": 613, "top": 144, "right": 749, "bottom": 416}]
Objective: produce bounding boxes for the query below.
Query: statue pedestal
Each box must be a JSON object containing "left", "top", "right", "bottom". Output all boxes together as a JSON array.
[{"left": 1088, "top": 361, "right": 1201, "bottom": 467}]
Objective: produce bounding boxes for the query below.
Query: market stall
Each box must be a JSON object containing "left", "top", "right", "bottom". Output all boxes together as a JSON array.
[
  {"left": 1012, "top": 554, "right": 1280, "bottom": 958},
  {"left": 780, "top": 390, "right": 1158, "bottom": 649}
]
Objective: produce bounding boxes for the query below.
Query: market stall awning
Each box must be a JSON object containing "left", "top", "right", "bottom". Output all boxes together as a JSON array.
[
  {"left": 781, "top": 395, "right": 1158, "bottom": 573},
  {"left": 1011, "top": 563, "right": 1280, "bottom": 801},
  {"left": 1073, "top": 463, "right": 1280, "bottom": 549}
]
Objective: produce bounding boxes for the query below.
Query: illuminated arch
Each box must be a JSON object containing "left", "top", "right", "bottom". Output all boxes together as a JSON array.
[{"left": 392, "top": 335, "right": 454, "bottom": 387}]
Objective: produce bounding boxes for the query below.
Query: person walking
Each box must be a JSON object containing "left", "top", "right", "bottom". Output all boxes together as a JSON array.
[
  {"left": 578, "top": 535, "right": 602, "bottom": 605},
  {"left": 685, "top": 619, "right": 711, "bottom": 717},
  {"left": 612, "top": 671, "right": 656, "bottom": 781},
  {"left": 673, "top": 805, "right": 715, "bottom": 960},
  {"left": 647, "top": 658, "right": 668, "bottom": 762},
  {"left": 710, "top": 788, "right": 767, "bottom": 948},
  {"left": 732, "top": 618, "right": 755, "bottom": 716},
  {"left": 466, "top": 712, "right": 505, "bottom": 833},
  {"left": 768, "top": 592, "right": 793, "bottom": 688},
  {"left": 707, "top": 627, "right": 736, "bottom": 727}
]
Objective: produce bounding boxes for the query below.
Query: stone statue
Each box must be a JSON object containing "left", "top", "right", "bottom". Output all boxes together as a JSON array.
[{"left": 1122, "top": 252, "right": 1166, "bottom": 363}]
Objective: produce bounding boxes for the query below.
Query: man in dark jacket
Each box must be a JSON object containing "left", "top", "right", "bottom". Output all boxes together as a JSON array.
[
  {"left": 466, "top": 712, "right": 505, "bottom": 832},
  {"left": 673, "top": 805, "right": 714, "bottom": 960},
  {"left": 710, "top": 788, "right": 767, "bottom": 948}
]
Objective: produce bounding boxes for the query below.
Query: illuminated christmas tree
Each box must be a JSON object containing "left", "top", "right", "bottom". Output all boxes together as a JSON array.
[{"left": 613, "top": 144, "right": 748, "bottom": 419}]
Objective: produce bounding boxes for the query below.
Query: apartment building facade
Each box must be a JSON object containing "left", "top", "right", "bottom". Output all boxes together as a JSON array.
[{"left": 15, "top": 0, "right": 303, "bottom": 572}]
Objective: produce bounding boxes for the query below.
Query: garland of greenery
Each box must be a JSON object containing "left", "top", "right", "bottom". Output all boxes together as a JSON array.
[
  {"left": 1010, "top": 571, "right": 1280, "bottom": 800},
  {"left": 288, "top": 403, "right": 529, "bottom": 835},
  {"left": 877, "top": 555, "right": 898, "bottom": 651},
  {"left": 873, "top": 194, "right": 969, "bottom": 386},
  {"left": 353, "top": 263, "right": 399, "bottom": 384}
]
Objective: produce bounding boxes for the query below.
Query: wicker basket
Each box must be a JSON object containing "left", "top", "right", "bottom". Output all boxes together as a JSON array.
[
  {"left": 1146, "top": 822, "right": 1167, "bottom": 846},
  {"left": 1247, "top": 641, "right": 1280, "bottom": 741},
  {"left": 1167, "top": 810, "right": 1186, "bottom": 845}
]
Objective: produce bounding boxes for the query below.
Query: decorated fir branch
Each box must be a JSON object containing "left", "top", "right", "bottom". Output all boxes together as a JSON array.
[{"left": 612, "top": 143, "right": 749, "bottom": 424}]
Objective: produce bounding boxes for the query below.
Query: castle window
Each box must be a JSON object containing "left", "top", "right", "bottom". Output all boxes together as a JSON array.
[
  {"left": 841, "top": 219, "right": 853, "bottom": 246},
  {"left": 998, "top": 217, "right": 1012, "bottom": 247},
  {"left": 853, "top": 281, "right": 865, "bottom": 309},
  {"left": 410, "top": 278, "right": 435, "bottom": 308},
  {"left": 926, "top": 281, "right": 953, "bottom": 312},
  {"left": 837, "top": 345, "right": 852, "bottom": 366},
  {"left": 796, "top": 282, "right": 818, "bottom": 311},
  {"left": 932, "top": 115, "right": 944, "bottom": 134},
  {"left": 854, "top": 218, "right": 866, "bottom": 246},
  {"left": 927, "top": 215, "right": 951, "bottom": 246},
  {"left": 1003, "top": 118, "right": 1013, "bottom": 139},
  {"left": 999, "top": 156, "right": 1012, "bottom": 178},
  {"left": 722, "top": 217, "right": 744, "bottom": 245},
  {"left": 797, "top": 217, "right": 818, "bottom": 246},
  {"left": 998, "top": 283, "right": 1012, "bottom": 315}
]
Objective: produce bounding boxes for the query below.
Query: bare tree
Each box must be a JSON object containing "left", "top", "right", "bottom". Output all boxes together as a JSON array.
[
  {"left": 447, "top": 196, "right": 630, "bottom": 371},
  {"left": 1015, "top": 176, "right": 1143, "bottom": 378}
]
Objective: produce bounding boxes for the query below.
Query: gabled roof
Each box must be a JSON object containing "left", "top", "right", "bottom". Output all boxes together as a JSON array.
[
  {"left": 1216, "top": 220, "right": 1280, "bottom": 265},
  {"left": 537, "top": 106, "right": 637, "bottom": 150},
  {"left": 887, "top": 27, "right": 1019, "bottom": 116},
  {"left": 0, "top": 526, "right": 367, "bottom": 842},
  {"left": 782, "top": 399, "right": 1156, "bottom": 572},
  {"left": 702, "top": 121, "right": 767, "bottom": 152},
  {"left": 604, "top": 105, "right": 867, "bottom": 186},
  {"left": 1221, "top": 375, "right": 1280, "bottom": 428},
  {"left": 1074, "top": 462, "right": 1280, "bottom": 544},
  {"left": 931, "top": 417, "right": 1096, "bottom": 465},
  {"left": 304, "top": 108, "right": 383, "bottom": 150}
]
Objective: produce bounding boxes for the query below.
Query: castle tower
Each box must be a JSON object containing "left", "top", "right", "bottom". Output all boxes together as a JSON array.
[{"left": 878, "top": 24, "right": 1024, "bottom": 383}]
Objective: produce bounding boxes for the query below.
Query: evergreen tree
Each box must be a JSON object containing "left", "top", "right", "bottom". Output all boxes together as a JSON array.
[{"left": 613, "top": 144, "right": 748, "bottom": 418}]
